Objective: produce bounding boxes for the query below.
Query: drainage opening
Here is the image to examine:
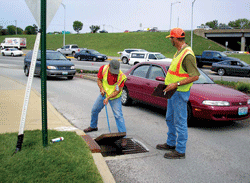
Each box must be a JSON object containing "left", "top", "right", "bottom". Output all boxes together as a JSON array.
[{"left": 95, "top": 135, "right": 149, "bottom": 157}]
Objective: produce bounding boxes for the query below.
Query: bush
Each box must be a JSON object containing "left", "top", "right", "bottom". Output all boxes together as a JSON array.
[
  {"left": 215, "top": 80, "right": 250, "bottom": 93},
  {"left": 236, "top": 82, "right": 250, "bottom": 93}
]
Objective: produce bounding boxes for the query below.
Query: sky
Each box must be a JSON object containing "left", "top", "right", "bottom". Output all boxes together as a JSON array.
[{"left": 0, "top": 0, "right": 249, "bottom": 33}]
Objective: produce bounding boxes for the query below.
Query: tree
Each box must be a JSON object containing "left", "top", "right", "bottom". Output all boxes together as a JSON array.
[
  {"left": 25, "top": 25, "right": 36, "bottom": 35},
  {"left": 205, "top": 20, "right": 218, "bottom": 29},
  {"left": 89, "top": 25, "right": 100, "bottom": 33},
  {"left": 73, "top": 21, "right": 83, "bottom": 34},
  {"left": 228, "top": 18, "right": 250, "bottom": 29},
  {"left": 17, "top": 27, "right": 23, "bottom": 35},
  {"left": 7, "top": 25, "right": 16, "bottom": 35}
]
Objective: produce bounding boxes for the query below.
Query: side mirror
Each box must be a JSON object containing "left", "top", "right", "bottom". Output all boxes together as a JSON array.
[{"left": 155, "top": 76, "right": 165, "bottom": 81}]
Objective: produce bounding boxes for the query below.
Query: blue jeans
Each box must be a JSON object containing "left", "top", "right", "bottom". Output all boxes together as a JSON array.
[
  {"left": 166, "top": 91, "right": 190, "bottom": 154},
  {"left": 90, "top": 94, "right": 127, "bottom": 133}
]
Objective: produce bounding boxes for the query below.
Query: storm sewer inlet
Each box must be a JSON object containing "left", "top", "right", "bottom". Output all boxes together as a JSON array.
[{"left": 94, "top": 133, "right": 149, "bottom": 157}]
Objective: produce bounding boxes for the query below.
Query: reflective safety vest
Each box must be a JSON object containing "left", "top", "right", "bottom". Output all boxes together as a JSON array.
[
  {"left": 165, "top": 46, "right": 195, "bottom": 92},
  {"left": 102, "top": 65, "right": 127, "bottom": 100}
]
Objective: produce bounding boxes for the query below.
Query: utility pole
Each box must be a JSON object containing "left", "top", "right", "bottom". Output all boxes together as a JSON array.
[{"left": 191, "top": 0, "right": 196, "bottom": 49}]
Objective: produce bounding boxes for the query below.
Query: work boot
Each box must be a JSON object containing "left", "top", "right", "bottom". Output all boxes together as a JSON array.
[
  {"left": 164, "top": 150, "right": 185, "bottom": 159},
  {"left": 156, "top": 143, "right": 176, "bottom": 151},
  {"left": 83, "top": 127, "right": 98, "bottom": 133}
]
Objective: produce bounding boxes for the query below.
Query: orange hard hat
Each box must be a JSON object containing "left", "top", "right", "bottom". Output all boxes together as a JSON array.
[{"left": 166, "top": 28, "right": 185, "bottom": 38}]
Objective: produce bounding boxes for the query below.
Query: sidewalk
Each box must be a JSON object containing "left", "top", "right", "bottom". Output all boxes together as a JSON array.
[{"left": 0, "top": 75, "right": 115, "bottom": 183}]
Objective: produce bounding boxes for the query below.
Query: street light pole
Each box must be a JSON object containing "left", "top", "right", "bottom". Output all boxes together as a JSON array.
[
  {"left": 61, "top": 3, "right": 66, "bottom": 46},
  {"left": 191, "top": 0, "right": 196, "bottom": 49},
  {"left": 15, "top": 20, "right": 17, "bottom": 35},
  {"left": 170, "top": 1, "right": 181, "bottom": 31}
]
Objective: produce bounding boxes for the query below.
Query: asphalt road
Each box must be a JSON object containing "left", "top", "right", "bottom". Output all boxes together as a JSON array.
[{"left": 1, "top": 55, "right": 250, "bottom": 182}]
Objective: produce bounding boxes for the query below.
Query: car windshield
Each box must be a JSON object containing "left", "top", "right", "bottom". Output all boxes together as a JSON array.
[
  {"left": 220, "top": 52, "right": 227, "bottom": 57},
  {"left": 165, "top": 66, "right": 214, "bottom": 84},
  {"left": 37, "top": 52, "right": 66, "bottom": 60},
  {"left": 155, "top": 54, "right": 166, "bottom": 59},
  {"left": 194, "top": 69, "right": 214, "bottom": 84},
  {"left": 241, "top": 61, "right": 249, "bottom": 67},
  {"left": 90, "top": 50, "right": 100, "bottom": 54}
]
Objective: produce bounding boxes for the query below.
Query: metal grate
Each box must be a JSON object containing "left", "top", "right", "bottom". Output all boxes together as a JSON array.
[{"left": 98, "top": 138, "right": 149, "bottom": 157}]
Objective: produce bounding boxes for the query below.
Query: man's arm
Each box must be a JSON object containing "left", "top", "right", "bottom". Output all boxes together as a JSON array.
[
  {"left": 97, "top": 78, "right": 106, "bottom": 96},
  {"left": 163, "top": 75, "right": 199, "bottom": 92}
]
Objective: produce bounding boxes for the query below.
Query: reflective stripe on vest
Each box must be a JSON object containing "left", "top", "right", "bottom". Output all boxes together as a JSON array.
[
  {"left": 165, "top": 47, "right": 195, "bottom": 92},
  {"left": 168, "top": 49, "right": 191, "bottom": 77}
]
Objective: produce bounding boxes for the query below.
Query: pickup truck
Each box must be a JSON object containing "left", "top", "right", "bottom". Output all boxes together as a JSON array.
[
  {"left": 0, "top": 38, "right": 26, "bottom": 50},
  {"left": 196, "top": 50, "right": 240, "bottom": 68},
  {"left": 57, "top": 44, "right": 86, "bottom": 56},
  {"left": 128, "top": 52, "right": 172, "bottom": 65}
]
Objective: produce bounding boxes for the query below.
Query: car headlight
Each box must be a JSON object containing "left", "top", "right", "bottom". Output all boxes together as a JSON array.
[
  {"left": 97, "top": 56, "right": 102, "bottom": 58},
  {"left": 47, "top": 66, "right": 57, "bottom": 69},
  {"left": 70, "top": 66, "right": 75, "bottom": 69},
  {"left": 202, "top": 100, "right": 230, "bottom": 106},
  {"left": 248, "top": 99, "right": 250, "bottom": 105}
]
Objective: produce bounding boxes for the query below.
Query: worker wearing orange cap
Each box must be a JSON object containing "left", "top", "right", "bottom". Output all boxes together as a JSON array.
[{"left": 156, "top": 28, "right": 200, "bottom": 159}]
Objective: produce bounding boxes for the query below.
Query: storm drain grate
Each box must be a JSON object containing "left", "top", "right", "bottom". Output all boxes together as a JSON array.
[{"left": 96, "top": 138, "right": 149, "bottom": 157}]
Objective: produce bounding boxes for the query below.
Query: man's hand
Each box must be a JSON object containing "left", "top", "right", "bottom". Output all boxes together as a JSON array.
[
  {"left": 163, "top": 83, "right": 177, "bottom": 93},
  {"left": 100, "top": 88, "right": 106, "bottom": 96},
  {"left": 103, "top": 98, "right": 109, "bottom": 105}
]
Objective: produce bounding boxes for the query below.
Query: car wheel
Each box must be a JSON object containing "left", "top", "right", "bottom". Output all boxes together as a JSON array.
[
  {"left": 24, "top": 66, "right": 29, "bottom": 77},
  {"left": 121, "top": 87, "right": 132, "bottom": 106},
  {"left": 218, "top": 68, "right": 225, "bottom": 76},
  {"left": 2, "top": 52, "right": 5, "bottom": 56},
  {"left": 67, "top": 76, "right": 74, "bottom": 80},
  {"left": 72, "top": 52, "right": 75, "bottom": 57},
  {"left": 122, "top": 57, "right": 128, "bottom": 64},
  {"left": 93, "top": 57, "right": 97, "bottom": 62},
  {"left": 11, "top": 53, "right": 14, "bottom": 57},
  {"left": 77, "top": 56, "right": 81, "bottom": 61},
  {"left": 134, "top": 62, "right": 139, "bottom": 65}
]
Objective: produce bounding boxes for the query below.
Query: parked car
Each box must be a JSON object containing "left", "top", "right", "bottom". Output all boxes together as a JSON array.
[
  {"left": 128, "top": 52, "right": 172, "bottom": 65},
  {"left": 24, "top": 50, "right": 76, "bottom": 80},
  {"left": 1, "top": 48, "right": 23, "bottom": 56},
  {"left": 99, "top": 30, "right": 108, "bottom": 33},
  {"left": 74, "top": 49, "right": 107, "bottom": 62},
  {"left": 121, "top": 61, "right": 250, "bottom": 124},
  {"left": 196, "top": 50, "right": 240, "bottom": 68},
  {"left": 117, "top": 49, "right": 147, "bottom": 64},
  {"left": 211, "top": 60, "right": 250, "bottom": 76}
]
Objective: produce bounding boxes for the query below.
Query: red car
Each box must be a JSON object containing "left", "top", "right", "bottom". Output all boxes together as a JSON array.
[{"left": 121, "top": 61, "right": 250, "bottom": 123}]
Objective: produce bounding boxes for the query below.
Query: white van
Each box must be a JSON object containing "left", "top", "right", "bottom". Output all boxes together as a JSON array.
[{"left": 128, "top": 52, "right": 172, "bottom": 65}]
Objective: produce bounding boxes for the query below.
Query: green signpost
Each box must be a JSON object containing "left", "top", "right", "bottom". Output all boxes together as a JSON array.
[{"left": 41, "top": 0, "right": 48, "bottom": 147}]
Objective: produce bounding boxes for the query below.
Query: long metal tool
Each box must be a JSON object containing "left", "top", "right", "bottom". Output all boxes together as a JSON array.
[{"left": 103, "top": 95, "right": 111, "bottom": 133}]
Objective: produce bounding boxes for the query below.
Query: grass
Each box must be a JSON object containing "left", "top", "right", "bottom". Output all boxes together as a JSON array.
[
  {"left": 1, "top": 32, "right": 250, "bottom": 64},
  {"left": 0, "top": 130, "right": 103, "bottom": 183}
]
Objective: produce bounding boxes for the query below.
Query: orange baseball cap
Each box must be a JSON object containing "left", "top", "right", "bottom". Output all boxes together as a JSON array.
[{"left": 166, "top": 28, "right": 185, "bottom": 38}]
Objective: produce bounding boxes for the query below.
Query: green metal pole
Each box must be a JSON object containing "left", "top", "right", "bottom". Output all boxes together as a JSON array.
[{"left": 41, "top": 0, "right": 48, "bottom": 147}]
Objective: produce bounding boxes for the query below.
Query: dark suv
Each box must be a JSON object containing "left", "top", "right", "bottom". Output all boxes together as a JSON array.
[{"left": 24, "top": 50, "right": 76, "bottom": 80}]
